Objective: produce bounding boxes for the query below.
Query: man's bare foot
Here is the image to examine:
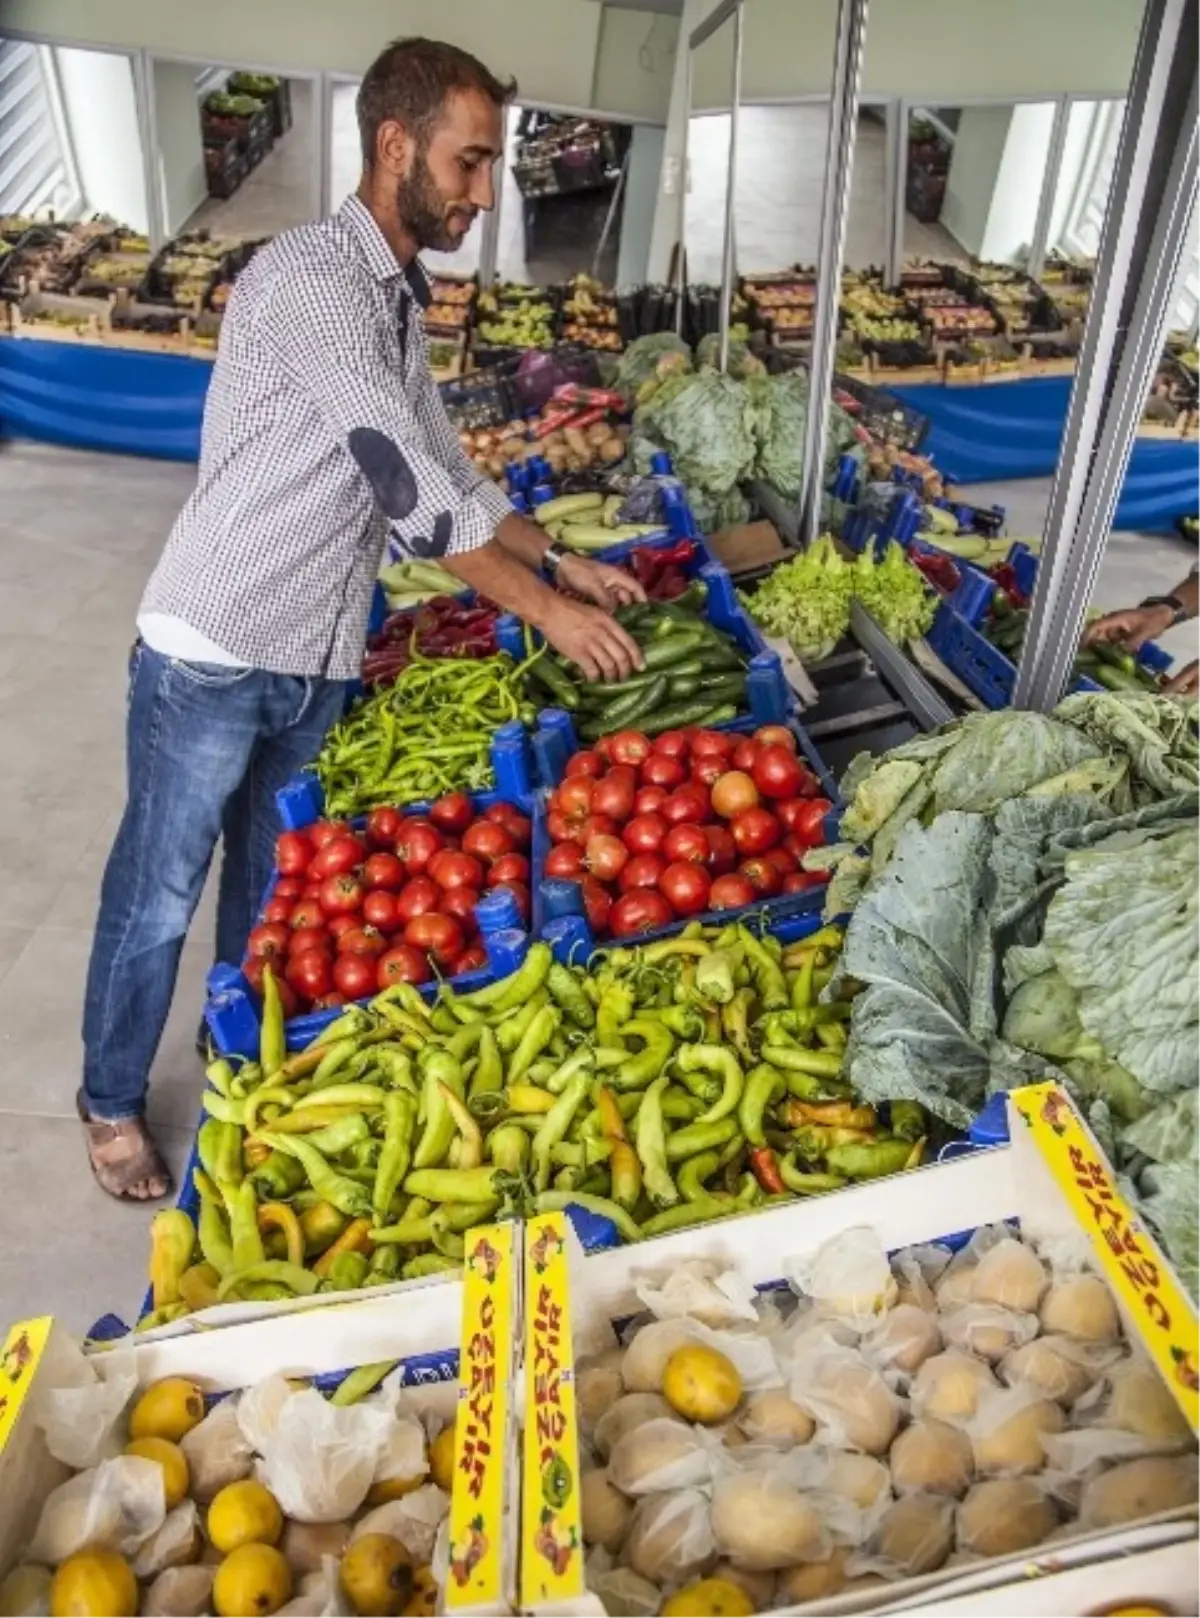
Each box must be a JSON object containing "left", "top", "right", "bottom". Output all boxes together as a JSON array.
[{"left": 77, "top": 1092, "right": 173, "bottom": 1202}]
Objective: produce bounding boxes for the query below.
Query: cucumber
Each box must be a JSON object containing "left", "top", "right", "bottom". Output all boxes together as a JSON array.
[
  {"left": 642, "top": 700, "right": 738, "bottom": 736},
  {"left": 1093, "top": 643, "right": 1138, "bottom": 676},
  {"left": 527, "top": 657, "right": 581, "bottom": 711},
  {"left": 640, "top": 633, "right": 706, "bottom": 670},
  {"left": 534, "top": 492, "right": 604, "bottom": 527},
  {"left": 580, "top": 676, "right": 671, "bottom": 739},
  {"left": 583, "top": 659, "right": 704, "bottom": 700},
  {"left": 1094, "top": 664, "right": 1149, "bottom": 692}
]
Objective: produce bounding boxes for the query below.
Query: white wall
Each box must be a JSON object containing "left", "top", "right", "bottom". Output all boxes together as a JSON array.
[
  {"left": 979, "top": 100, "right": 1055, "bottom": 262},
  {"left": 53, "top": 46, "right": 147, "bottom": 232},
  {"left": 152, "top": 60, "right": 207, "bottom": 236},
  {"left": 592, "top": 7, "right": 678, "bottom": 121},
  {"left": 617, "top": 123, "right": 666, "bottom": 285},
  {"left": 941, "top": 106, "right": 1012, "bottom": 259}
]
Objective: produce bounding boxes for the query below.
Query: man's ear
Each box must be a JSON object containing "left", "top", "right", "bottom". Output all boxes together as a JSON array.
[{"left": 376, "top": 118, "right": 414, "bottom": 178}]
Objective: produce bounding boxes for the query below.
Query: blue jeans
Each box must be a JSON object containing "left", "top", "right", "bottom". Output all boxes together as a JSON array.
[{"left": 82, "top": 643, "right": 349, "bottom": 1120}]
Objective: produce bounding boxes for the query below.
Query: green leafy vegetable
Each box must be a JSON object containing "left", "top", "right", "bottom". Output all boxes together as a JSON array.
[
  {"left": 746, "top": 535, "right": 854, "bottom": 662},
  {"left": 852, "top": 543, "right": 936, "bottom": 644}
]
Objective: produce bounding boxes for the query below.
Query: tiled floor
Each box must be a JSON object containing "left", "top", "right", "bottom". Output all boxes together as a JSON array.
[{"left": 0, "top": 439, "right": 1193, "bottom": 1337}]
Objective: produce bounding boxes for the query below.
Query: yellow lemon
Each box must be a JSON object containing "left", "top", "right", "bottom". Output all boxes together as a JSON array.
[
  {"left": 1, "top": 1565, "right": 52, "bottom": 1618},
  {"left": 128, "top": 1377, "right": 206, "bottom": 1443},
  {"left": 661, "top": 1576, "right": 756, "bottom": 1616},
  {"left": 429, "top": 1425, "right": 456, "bottom": 1493},
  {"left": 662, "top": 1344, "right": 742, "bottom": 1425},
  {"left": 124, "top": 1435, "right": 190, "bottom": 1508},
  {"left": 402, "top": 1566, "right": 438, "bottom": 1617},
  {"left": 208, "top": 1480, "right": 284, "bottom": 1555},
  {"left": 367, "top": 1472, "right": 425, "bottom": 1506},
  {"left": 212, "top": 1544, "right": 291, "bottom": 1618},
  {"left": 341, "top": 1533, "right": 414, "bottom": 1617},
  {"left": 49, "top": 1549, "right": 137, "bottom": 1618}
]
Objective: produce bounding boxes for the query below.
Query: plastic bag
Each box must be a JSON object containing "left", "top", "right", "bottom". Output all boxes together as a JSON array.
[
  {"left": 636, "top": 1262, "right": 758, "bottom": 1328},
  {"left": 862, "top": 1305, "right": 942, "bottom": 1378},
  {"left": 622, "top": 1316, "right": 782, "bottom": 1395},
  {"left": 788, "top": 1345, "right": 902, "bottom": 1455},
  {"left": 892, "top": 1245, "right": 951, "bottom": 1312},
  {"left": 785, "top": 1227, "right": 897, "bottom": 1327},
  {"left": 370, "top": 1414, "right": 429, "bottom": 1495},
  {"left": 608, "top": 1419, "right": 724, "bottom": 1496},
  {"left": 131, "top": 1500, "right": 200, "bottom": 1579},
  {"left": 852, "top": 1493, "right": 955, "bottom": 1579},
  {"left": 30, "top": 1456, "right": 165, "bottom": 1563},
  {"left": 966, "top": 1386, "right": 1065, "bottom": 1476},
  {"left": 592, "top": 1393, "right": 672, "bottom": 1459},
  {"left": 940, "top": 1305, "right": 1039, "bottom": 1365},
  {"left": 624, "top": 1489, "right": 714, "bottom": 1585},
  {"left": 142, "top": 1564, "right": 214, "bottom": 1617},
  {"left": 1081, "top": 1358, "right": 1193, "bottom": 1449},
  {"left": 1000, "top": 1334, "right": 1120, "bottom": 1406},
  {"left": 180, "top": 1396, "right": 254, "bottom": 1500},
  {"left": 255, "top": 1387, "right": 394, "bottom": 1523},
  {"left": 585, "top": 1550, "right": 660, "bottom": 1617},
  {"left": 710, "top": 1470, "right": 829, "bottom": 1570},
  {"left": 237, "top": 1374, "right": 297, "bottom": 1452},
  {"left": 351, "top": 1484, "right": 449, "bottom": 1564},
  {"left": 31, "top": 1337, "right": 138, "bottom": 1470}
]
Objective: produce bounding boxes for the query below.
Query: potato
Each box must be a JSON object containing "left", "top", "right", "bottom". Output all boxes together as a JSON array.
[
  {"left": 869, "top": 1494, "right": 954, "bottom": 1576},
  {"left": 912, "top": 1352, "right": 999, "bottom": 1422},
  {"left": 622, "top": 1321, "right": 702, "bottom": 1392},
  {"left": 585, "top": 421, "right": 611, "bottom": 445},
  {"left": 1000, "top": 1336, "right": 1106, "bottom": 1405},
  {"left": 625, "top": 1489, "right": 714, "bottom": 1584},
  {"left": 598, "top": 438, "right": 625, "bottom": 464},
  {"left": 593, "top": 1392, "right": 672, "bottom": 1459},
  {"left": 281, "top": 1520, "right": 352, "bottom": 1576},
  {"left": 891, "top": 1419, "right": 974, "bottom": 1497},
  {"left": 609, "top": 1419, "right": 714, "bottom": 1496},
  {"left": 575, "top": 1349, "right": 625, "bottom": 1430},
  {"left": 970, "top": 1239, "right": 1048, "bottom": 1314},
  {"left": 1039, "top": 1274, "right": 1120, "bottom": 1343},
  {"left": 710, "top": 1474, "right": 826, "bottom": 1571},
  {"left": 865, "top": 1305, "right": 942, "bottom": 1374},
  {"left": 580, "top": 1468, "right": 632, "bottom": 1551},
  {"left": 737, "top": 1389, "right": 814, "bottom": 1448},
  {"left": 941, "top": 1305, "right": 1037, "bottom": 1364},
  {"left": 934, "top": 1265, "right": 977, "bottom": 1311},
  {"left": 776, "top": 1549, "right": 848, "bottom": 1604},
  {"left": 1080, "top": 1456, "right": 1199, "bottom": 1530},
  {"left": 1104, "top": 1361, "right": 1192, "bottom": 1446},
  {"left": 972, "top": 1396, "right": 1064, "bottom": 1476},
  {"left": 957, "top": 1478, "right": 1058, "bottom": 1557},
  {"left": 799, "top": 1354, "right": 900, "bottom": 1454},
  {"left": 821, "top": 1450, "right": 891, "bottom": 1509}
]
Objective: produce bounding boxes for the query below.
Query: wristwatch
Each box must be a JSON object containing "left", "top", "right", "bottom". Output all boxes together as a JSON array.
[
  {"left": 541, "top": 541, "right": 568, "bottom": 582},
  {"left": 1139, "top": 593, "right": 1189, "bottom": 627}
]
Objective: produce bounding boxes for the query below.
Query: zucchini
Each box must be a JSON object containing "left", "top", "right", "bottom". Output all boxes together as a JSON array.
[
  {"left": 534, "top": 493, "right": 604, "bottom": 527},
  {"left": 558, "top": 523, "right": 664, "bottom": 551}
]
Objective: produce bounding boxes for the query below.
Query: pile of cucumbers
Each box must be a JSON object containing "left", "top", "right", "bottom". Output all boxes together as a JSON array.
[
  {"left": 526, "top": 583, "right": 752, "bottom": 740},
  {"left": 987, "top": 600, "right": 1163, "bottom": 692}
]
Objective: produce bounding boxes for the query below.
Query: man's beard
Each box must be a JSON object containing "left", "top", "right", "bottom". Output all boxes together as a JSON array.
[{"left": 396, "top": 150, "right": 473, "bottom": 253}]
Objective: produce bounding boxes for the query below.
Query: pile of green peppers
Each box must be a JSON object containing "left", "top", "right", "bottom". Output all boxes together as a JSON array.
[{"left": 142, "top": 925, "right": 928, "bottom": 1327}]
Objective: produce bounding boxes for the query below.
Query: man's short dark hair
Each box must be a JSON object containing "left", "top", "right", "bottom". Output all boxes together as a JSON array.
[{"left": 357, "top": 37, "right": 516, "bottom": 162}]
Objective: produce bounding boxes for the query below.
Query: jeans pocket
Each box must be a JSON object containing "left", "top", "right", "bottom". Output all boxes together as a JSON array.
[{"left": 168, "top": 657, "right": 256, "bottom": 690}]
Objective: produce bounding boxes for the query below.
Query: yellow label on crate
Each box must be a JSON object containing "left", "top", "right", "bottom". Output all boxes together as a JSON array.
[
  {"left": 445, "top": 1226, "right": 515, "bottom": 1613},
  {"left": 520, "top": 1213, "right": 585, "bottom": 1613},
  {"left": 1013, "top": 1083, "right": 1198, "bottom": 1433},
  {"left": 0, "top": 1316, "right": 53, "bottom": 1457}
]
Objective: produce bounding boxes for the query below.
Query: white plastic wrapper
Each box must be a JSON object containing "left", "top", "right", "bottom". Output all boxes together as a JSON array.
[
  {"left": 956, "top": 1476, "right": 1059, "bottom": 1559},
  {"left": 851, "top": 1493, "right": 955, "bottom": 1579},
  {"left": 966, "top": 1385, "right": 1065, "bottom": 1476},
  {"left": 862, "top": 1306, "right": 942, "bottom": 1379},
  {"left": 788, "top": 1345, "right": 902, "bottom": 1455},
  {"left": 968, "top": 1236, "right": 1049, "bottom": 1314},
  {"left": 999, "top": 1334, "right": 1121, "bottom": 1406},
  {"left": 237, "top": 1373, "right": 298, "bottom": 1452},
  {"left": 142, "top": 1563, "right": 214, "bottom": 1618},
  {"left": 636, "top": 1261, "right": 759, "bottom": 1328},
  {"left": 180, "top": 1395, "right": 255, "bottom": 1500},
  {"left": 608, "top": 1419, "right": 725, "bottom": 1496},
  {"left": 785, "top": 1227, "right": 897, "bottom": 1327},
  {"left": 1078, "top": 1455, "right": 1199, "bottom": 1530},
  {"left": 737, "top": 1388, "right": 815, "bottom": 1449},
  {"left": 131, "top": 1500, "right": 200, "bottom": 1579},
  {"left": 585, "top": 1549, "right": 660, "bottom": 1617},
  {"left": 31, "top": 1336, "right": 138, "bottom": 1469},
  {"left": 370, "top": 1414, "right": 429, "bottom": 1494},
  {"left": 1042, "top": 1426, "right": 1168, "bottom": 1477},
  {"left": 940, "top": 1304, "right": 1040, "bottom": 1365},
  {"left": 710, "top": 1470, "right": 829, "bottom": 1570},
  {"left": 255, "top": 1386, "right": 393, "bottom": 1523},
  {"left": 351, "top": 1484, "right": 449, "bottom": 1564},
  {"left": 30, "top": 1455, "right": 166, "bottom": 1564},
  {"left": 622, "top": 1316, "right": 781, "bottom": 1396},
  {"left": 892, "top": 1245, "right": 951, "bottom": 1312},
  {"left": 593, "top": 1394, "right": 672, "bottom": 1460},
  {"left": 276, "top": 1555, "right": 344, "bottom": 1618},
  {"left": 624, "top": 1488, "right": 715, "bottom": 1584},
  {"left": 1080, "top": 1358, "right": 1193, "bottom": 1450},
  {"left": 765, "top": 1446, "right": 891, "bottom": 1547}
]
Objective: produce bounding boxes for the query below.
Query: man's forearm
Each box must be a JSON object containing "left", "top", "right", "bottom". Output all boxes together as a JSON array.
[
  {"left": 494, "top": 512, "right": 552, "bottom": 570},
  {"left": 1172, "top": 571, "right": 1198, "bottom": 619},
  {"left": 440, "top": 535, "right": 557, "bottom": 631}
]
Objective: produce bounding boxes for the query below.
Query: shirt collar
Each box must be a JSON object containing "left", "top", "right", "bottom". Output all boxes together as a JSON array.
[{"left": 339, "top": 194, "right": 432, "bottom": 307}]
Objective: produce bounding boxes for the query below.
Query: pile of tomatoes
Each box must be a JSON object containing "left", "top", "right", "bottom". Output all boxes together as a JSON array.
[
  {"left": 543, "top": 724, "right": 832, "bottom": 939},
  {"left": 243, "top": 794, "right": 532, "bottom": 1014}
]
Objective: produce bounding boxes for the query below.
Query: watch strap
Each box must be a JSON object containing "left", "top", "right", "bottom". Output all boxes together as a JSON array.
[
  {"left": 541, "top": 542, "right": 567, "bottom": 582},
  {"left": 1139, "top": 593, "right": 1187, "bottom": 626}
]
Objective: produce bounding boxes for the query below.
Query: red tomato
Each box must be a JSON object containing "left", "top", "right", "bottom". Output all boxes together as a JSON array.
[
  {"left": 301, "top": 883, "right": 323, "bottom": 901},
  {"left": 595, "top": 734, "right": 615, "bottom": 762},
  {"left": 404, "top": 913, "right": 465, "bottom": 968},
  {"left": 261, "top": 896, "right": 293, "bottom": 926},
  {"left": 394, "top": 877, "right": 441, "bottom": 925},
  {"left": 776, "top": 797, "right": 813, "bottom": 833},
  {"left": 545, "top": 842, "right": 585, "bottom": 879},
  {"left": 313, "top": 992, "right": 346, "bottom": 1010},
  {"left": 290, "top": 925, "right": 332, "bottom": 958},
  {"left": 787, "top": 798, "right": 833, "bottom": 848},
  {"left": 338, "top": 925, "right": 387, "bottom": 958},
  {"left": 782, "top": 870, "right": 826, "bottom": 893},
  {"left": 275, "top": 979, "right": 301, "bottom": 1019},
  {"left": 752, "top": 744, "right": 807, "bottom": 801},
  {"left": 754, "top": 724, "right": 797, "bottom": 752},
  {"left": 659, "top": 861, "right": 711, "bottom": 916},
  {"left": 623, "top": 813, "right": 668, "bottom": 855},
  {"left": 462, "top": 820, "right": 514, "bottom": 865},
  {"left": 579, "top": 876, "right": 613, "bottom": 933},
  {"left": 484, "top": 803, "right": 532, "bottom": 847},
  {"left": 440, "top": 887, "right": 480, "bottom": 934},
  {"left": 546, "top": 809, "right": 581, "bottom": 844},
  {"left": 731, "top": 737, "right": 760, "bottom": 773},
  {"left": 273, "top": 877, "right": 304, "bottom": 902},
  {"left": 318, "top": 873, "right": 364, "bottom": 917},
  {"left": 491, "top": 879, "right": 530, "bottom": 923},
  {"left": 309, "top": 835, "right": 366, "bottom": 880},
  {"left": 241, "top": 955, "right": 267, "bottom": 993},
  {"left": 651, "top": 730, "right": 690, "bottom": 759},
  {"left": 333, "top": 952, "right": 377, "bottom": 999},
  {"left": 634, "top": 785, "right": 668, "bottom": 816},
  {"left": 703, "top": 824, "right": 738, "bottom": 875},
  {"left": 663, "top": 824, "right": 709, "bottom": 865},
  {"left": 327, "top": 913, "right": 359, "bottom": 940},
  {"left": 362, "top": 889, "right": 400, "bottom": 933},
  {"left": 764, "top": 846, "right": 797, "bottom": 875},
  {"left": 731, "top": 807, "right": 781, "bottom": 856},
  {"left": 585, "top": 834, "right": 629, "bottom": 883},
  {"left": 286, "top": 948, "right": 333, "bottom": 1001},
  {"left": 366, "top": 807, "right": 402, "bottom": 849},
  {"left": 739, "top": 856, "right": 782, "bottom": 897},
  {"left": 377, "top": 945, "right": 430, "bottom": 988},
  {"left": 711, "top": 770, "right": 759, "bottom": 819},
  {"left": 619, "top": 853, "right": 665, "bottom": 893},
  {"left": 288, "top": 898, "right": 325, "bottom": 931},
  {"left": 362, "top": 852, "right": 405, "bottom": 892},
  {"left": 709, "top": 873, "right": 756, "bottom": 910},
  {"left": 247, "top": 922, "right": 289, "bottom": 961},
  {"left": 690, "top": 729, "right": 734, "bottom": 760},
  {"left": 608, "top": 730, "right": 653, "bottom": 768},
  {"left": 564, "top": 749, "right": 605, "bottom": 779},
  {"left": 578, "top": 812, "right": 617, "bottom": 843},
  {"left": 690, "top": 755, "right": 726, "bottom": 790},
  {"left": 641, "top": 753, "right": 685, "bottom": 790},
  {"left": 429, "top": 791, "right": 473, "bottom": 835},
  {"left": 429, "top": 849, "right": 485, "bottom": 891},
  {"left": 396, "top": 820, "right": 443, "bottom": 874},
  {"left": 453, "top": 944, "right": 489, "bottom": 974},
  {"left": 309, "top": 818, "right": 352, "bottom": 850},
  {"left": 610, "top": 889, "right": 673, "bottom": 936},
  {"left": 661, "top": 783, "right": 710, "bottom": 826},
  {"left": 552, "top": 776, "right": 593, "bottom": 823},
  {"left": 275, "top": 830, "right": 314, "bottom": 876},
  {"left": 592, "top": 766, "right": 637, "bottom": 824},
  {"left": 488, "top": 852, "right": 530, "bottom": 887}
]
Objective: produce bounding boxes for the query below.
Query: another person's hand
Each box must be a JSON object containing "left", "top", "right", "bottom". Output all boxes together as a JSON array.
[
  {"left": 1082, "top": 603, "right": 1176, "bottom": 652},
  {"left": 557, "top": 553, "right": 647, "bottom": 610},
  {"left": 545, "top": 597, "right": 645, "bottom": 683},
  {"left": 1165, "top": 658, "right": 1199, "bottom": 696}
]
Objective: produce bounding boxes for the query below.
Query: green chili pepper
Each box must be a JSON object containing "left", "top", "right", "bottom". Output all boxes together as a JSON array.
[
  {"left": 826, "top": 1136, "right": 921, "bottom": 1179},
  {"left": 439, "top": 1081, "right": 484, "bottom": 1170},
  {"left": 762, "top": 1045, "right": 845, "bottom": 1082},
  {"left": 412, "top": 1048, "right": 466, "bottom": 1170},
  {"left": 402, "top": 1253, "right": 461, "bottom": 1279},
  {"left": 205, "top": 1057, "right": 235, "bottom": 1098},
  {"left": 634, "top": 1076, "right": 678, "bottom": 1208},
  {"left": 258, "top": 1132, "right": 374, "bottom": 1217},
  {"left": 507, "top": 1004, "right": 561, "bottom": 1084},
  {"left": 595, "top": 981, "right": 636, "bottom": 1045},
  {"left": 302, "top": 1112, "right": 371, "bottom": 1157},
  {"left": 676, "top": 1149, "right": 722, "bottom": 1203},
  {"left": 323, "top": 1251, "right": 371, "bottom": 1291},
  {"left": 673, "top": 1064, "right": 720, "bottom": 1106},
  {"left": 216, "top": 1260, "right": 320, "bottom": 1301},
  {"left": 547, "top": 964, "right": 594, "bottom": 1029},
  {"left": 330, "top": 1359, "right": 399, "bottom": 1405},
  {"left": 888, "top": 1100, "right": 927, "bottom": 1142},
  {"left": 201, "top": 1090, "right": 247, "bottom": 1126},
  {"left": 676, "top": 1045, "right": 744, "bottom": 1127},
  {"left": 313, "top": 1006, "right": 375, "bottom": 1047},
  {"left": 661, "top": 1089, "right": 704, "bottom": 1122},
  {"left": 694, "top": 949, "right": 738, "bottom": 1005},
  {"left": 250, "top": 1149, "right": 307, "bottom": 1201},
  {"left": 541, "top": 1048, "right": 594, "bottom": 1097},
  {"left": 735, "top": 925, "right": 789, "bottom": 1010},
  {"left": 459, "top": 942, "right": 551, "bottom": 1012},
  {"left": 494, "top": 990, "right": 549, "bottom": 1053},
  {"left": 638, "top": 1004, "right": 705, "bottom": 1041},
  {"left": 531, "top": 1073, "right": 591, "bottom": 1193},
  {"left": 739, "top": 1064, "right": 787, "bottom": 1149},
  {"left": 311, "top": 1035, "right": 361, "bottom": 1089},
  {"left": 639, "top": 1198, "right": 730, "bottom": 1238},
  {"left": 778, "top": 1152, "right": 848, "bottom": 1195},
  {"left": 193, "top": 1170, "right": 234, "bottom": 1277},
  {"left": 403, "top": 1165, "right": 506, "bottom": 1204},
  {"left": 229, "top": 1180, "right": 266, "bottom": 1271},
  {"left": 610, "top": 1019, "right": 675, "bottom": 1092},
  {"left": 534, "top": 1190, "right": 643, "bottom": 1243},
  {"left": 461, "top": 1026, "right": 500, "bottom": 1098},
  {"left": 372, "top": 1090, "right": 418, "bottom": 1222},
  {"left": 486, "top": 1122, "right": 530, "bottom": 1175},
  {"left": 260, "top": 964, "right": 287, "bottom": 1077},
  {"left": 664, "top": 1117, "right": 739, "bottom": 1163},
  {"left": 721, "top": 987, "right": 757, "bottom": 1064},
  {"left": 371, "top": 982, "right": 432, "bottom": 1024},
  {"left": 364, "top": 1245, "right": 402, "bottom": 1285},
  {"left": 294, "top": 1082, "right": 386, "bottom": 1113}
]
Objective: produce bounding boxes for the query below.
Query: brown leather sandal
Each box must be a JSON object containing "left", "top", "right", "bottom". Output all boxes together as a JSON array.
[{"left": 77, "top": 1091, "right": 174, "bottom": 1203}]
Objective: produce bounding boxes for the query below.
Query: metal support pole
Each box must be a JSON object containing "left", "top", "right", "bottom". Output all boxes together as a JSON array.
[
  {"left": 717, "top": 2, "right": 744, "bottom": 372},
  {"left": 132, "top": 51, "right": 165, "bottom": 248},
  {"left": 887, "top": 98, "right": 909, "bottom": 286},
  {"left": 676, "top": 47, "right": 692, "bottom": 335},
  {"left": 592, "top": 147, "right": 630, "bottom": 281},
  {"left": 882, "top": 99, "right": 900, "bottom": 277},
  {"left": 314, "top": 72, "right": 333, "bottom": 218},
  {"left": 1013, "top": 0, "right": 1198, "bottom": 711},
  {"left": 1027, "top": 95, "right": 1071, "bottom": 280},
  {"left": 796, "top": 0, "right": 870, "bottom": 547}
]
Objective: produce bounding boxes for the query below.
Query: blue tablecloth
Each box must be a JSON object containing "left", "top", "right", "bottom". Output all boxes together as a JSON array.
[{"left": 893, "top": 375, "right": 1197, "bottom": 532}]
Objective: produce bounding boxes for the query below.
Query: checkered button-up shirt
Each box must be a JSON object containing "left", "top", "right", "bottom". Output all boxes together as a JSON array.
[{"left": 140, "top": 195, "right": 511, "bottom": 678}]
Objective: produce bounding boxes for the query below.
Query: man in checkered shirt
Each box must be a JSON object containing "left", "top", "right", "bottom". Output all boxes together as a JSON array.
[{"left": 79, "top": 37, "right": 647, "bottom": 1200}]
